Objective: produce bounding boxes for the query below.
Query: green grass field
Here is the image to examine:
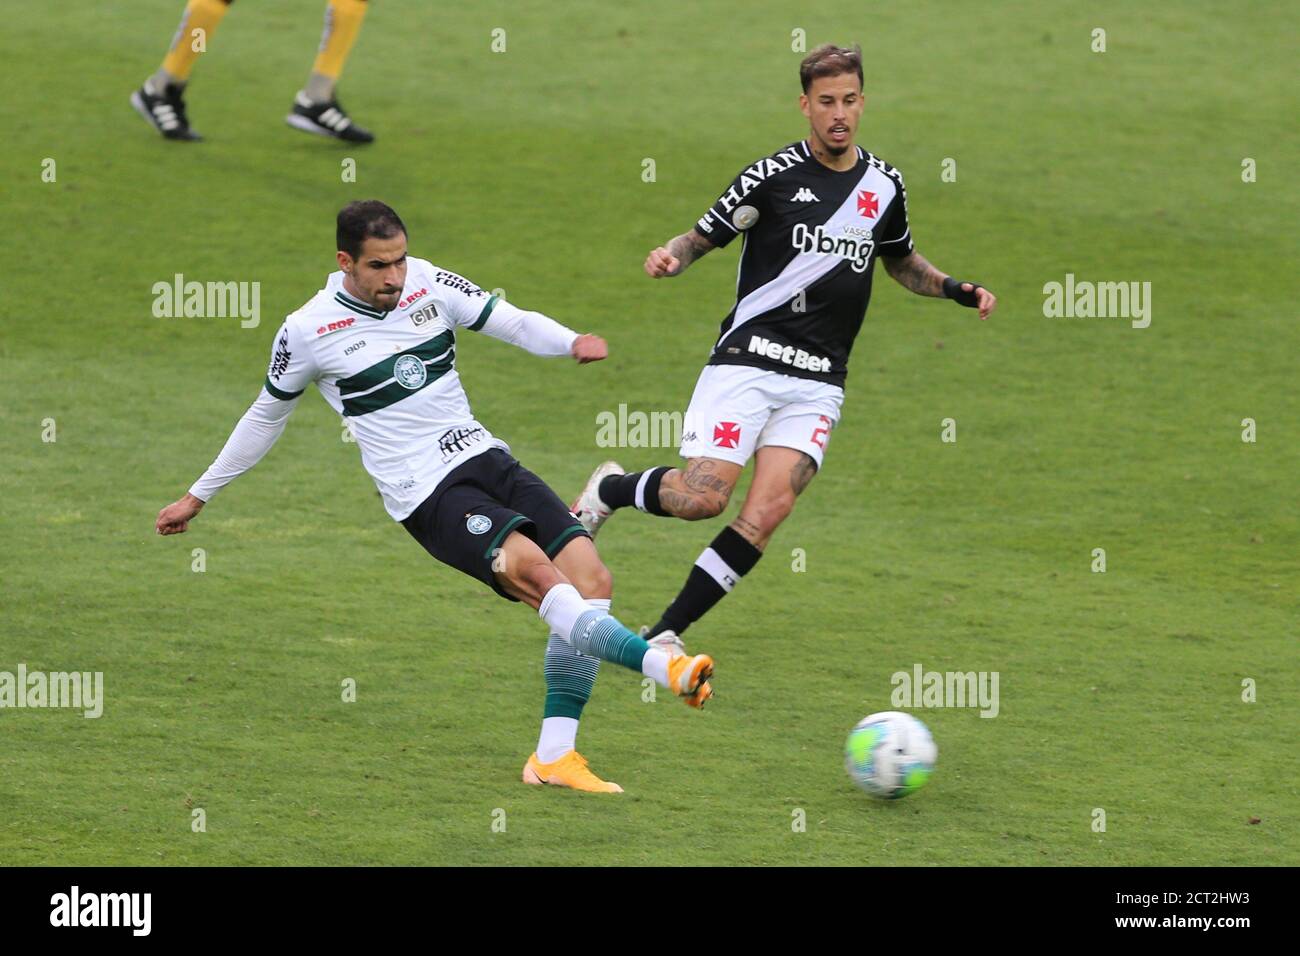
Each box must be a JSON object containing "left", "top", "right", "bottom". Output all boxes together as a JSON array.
[{"left": 2, "top": 1, "right": 1296, "bottom": 866}]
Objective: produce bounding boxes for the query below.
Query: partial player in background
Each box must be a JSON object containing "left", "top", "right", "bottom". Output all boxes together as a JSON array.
[
  {"left": 131, "top": 0, "right": 376, "bottom": 142},
  {"left": 573, "top": 44, "right": 997, "bottom": 653},
  {"left": 155, "top": 201, "right": 717, "bottom": 793}
]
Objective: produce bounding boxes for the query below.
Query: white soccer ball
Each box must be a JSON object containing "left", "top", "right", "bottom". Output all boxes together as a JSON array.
[{"left": 844, "top": 711, "right": 937, "bottom": 799}]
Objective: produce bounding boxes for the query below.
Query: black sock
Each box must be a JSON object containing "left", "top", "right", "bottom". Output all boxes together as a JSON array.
[
  {"left": 598, "top": 467, "right": 670, "bottom": 515},
  {"left": 652, "top": 525, "right": 763, "bottom": 636}
]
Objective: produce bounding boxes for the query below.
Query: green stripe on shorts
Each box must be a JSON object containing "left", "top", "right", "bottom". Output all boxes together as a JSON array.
[
  {"left": 543, "top": 524, "right": 586, "bottom": 558},
  {"left": 484, "top": 513, "right": 529, "bottom": 559}
]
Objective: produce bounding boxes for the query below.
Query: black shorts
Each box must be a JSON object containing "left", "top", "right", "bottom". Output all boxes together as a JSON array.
[{"left": 400, "top": 447, "right": 590, "bottom": 601}]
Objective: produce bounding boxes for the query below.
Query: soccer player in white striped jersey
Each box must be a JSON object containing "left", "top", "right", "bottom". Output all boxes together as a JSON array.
[{"left": 155, "top": 201, "right": 716, "bottom": 793}]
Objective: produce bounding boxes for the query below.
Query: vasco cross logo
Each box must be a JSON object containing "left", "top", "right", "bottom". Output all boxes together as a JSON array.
[
  {"left": 393, "top": 354, "right": 427, "bottom": 389},
  {"left": 713, "top": 421, "right": 741, "bottom": 449}
]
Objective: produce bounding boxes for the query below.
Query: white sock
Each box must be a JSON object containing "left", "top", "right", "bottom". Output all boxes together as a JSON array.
[
  {"left": 534, "top": 597, "right": 611, "bottom": 762},
  {"left": 642, "top": 647, "right": 671, "bottom": 687},
  {"left": 147, "top": 69, "right": 181, "bottom": 95},
  {"left": 537, "top": 583, "right": 589, "bottom": 645},
  {"left": 304, "top": 71, "right": 336, "bottom": 105},
  {"left": 536, "top": 717, "right": 579, "bottom": 763}
]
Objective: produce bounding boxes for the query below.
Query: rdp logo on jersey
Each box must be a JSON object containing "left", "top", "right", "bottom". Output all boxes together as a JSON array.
[
  {"left": 791, "top": 222, "right": 875, "bottom": 273},
  {"left": 399, "top": 288, "right": 428, "bottom": 309},
  {"left": 317, "top": 317, "right": 356, "bottom": 335}
]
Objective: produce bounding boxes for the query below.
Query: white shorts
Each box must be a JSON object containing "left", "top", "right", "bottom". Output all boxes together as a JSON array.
[{"left": 679, "top": 364, "right": 845, "bottom": 468}]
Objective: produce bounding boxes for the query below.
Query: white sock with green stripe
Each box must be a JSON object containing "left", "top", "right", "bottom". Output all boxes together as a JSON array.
[
  {"left": 536, "top": 597, "right": 606, "bottom": 763},
  {"left": 539, "top": 584, "right": 670, "bottom": 684}
]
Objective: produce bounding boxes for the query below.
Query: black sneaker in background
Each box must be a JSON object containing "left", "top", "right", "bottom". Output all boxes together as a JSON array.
[
  {"left": 285, "top": 91, "right": 375, "bottom": 143},
  {"left": 130, "top": 82, "right": 201, "bottom": 141}
]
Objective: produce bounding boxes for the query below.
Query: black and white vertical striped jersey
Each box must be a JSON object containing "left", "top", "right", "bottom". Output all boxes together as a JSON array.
[{"left": 694, "top": 140, "right": 913, "bottom": 387}]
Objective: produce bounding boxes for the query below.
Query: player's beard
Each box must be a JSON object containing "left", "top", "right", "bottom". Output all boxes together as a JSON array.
[
  {"left": 818, "top": 132, "right": 851, "bottom": 157},
  {"left": 360, "top": 285, "right": 401, "bottom": 310}
]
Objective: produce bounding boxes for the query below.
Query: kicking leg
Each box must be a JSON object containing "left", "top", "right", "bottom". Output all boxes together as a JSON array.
[
  {"left": 524, "top": 537, "right": 618, "bottom": 790},
  {"left": 648, "top": 446, "right": 818, "bottom": 641},
  {"left": 494, "top": 531, "right": 714, "bottom": 708}
]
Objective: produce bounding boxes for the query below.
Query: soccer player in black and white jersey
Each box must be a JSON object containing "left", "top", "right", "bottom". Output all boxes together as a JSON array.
[{"left": 572, "top": 44, "right": 997, "bottom": 653}]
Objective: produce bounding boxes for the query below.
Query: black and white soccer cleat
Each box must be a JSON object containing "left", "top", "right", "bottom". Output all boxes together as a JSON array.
[
  {"left": 285, "top": 92, "right": 375, "bottom": 143},
  {"left": 130, "top": 82, "right": 201, "bottom": 141}
]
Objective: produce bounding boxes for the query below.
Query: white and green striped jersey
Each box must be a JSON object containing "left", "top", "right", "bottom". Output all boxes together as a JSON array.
[{"left": 189, "top": 257, "right": 579, "bottom": 520}]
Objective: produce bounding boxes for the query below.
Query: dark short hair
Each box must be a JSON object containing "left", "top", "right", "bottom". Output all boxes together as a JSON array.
[
  {"left": 799, "top": 44, "right": 864, "bottom": 93},
  {"left": 336, "top": 200, "right": 407, "bottom": 259}
]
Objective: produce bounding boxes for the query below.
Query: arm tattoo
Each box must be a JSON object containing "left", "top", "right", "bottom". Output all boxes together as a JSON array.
[
  {"left": 882, "top": 251, "right": 946, "bottom": 297},
  {"left": 664, "top": 229, "right": 715, "bottom": 276},
  {"left": 790, "top": 455, "right": 818, "bottom": 495}
]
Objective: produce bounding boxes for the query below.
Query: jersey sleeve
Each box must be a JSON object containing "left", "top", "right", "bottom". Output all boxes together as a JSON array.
[
  {"left": 263, "top": 320, "right": 317, "bottom": 400},
  {"left": 426, "top": 267, "right": 500, "bottom": 331},
  {"left": 693, "top": 160, "right": 771, "bottom": 249},
  {"left": 475, "top": 299, "right": 578, "bottom": 356},
  {"left": 187, "top": 387, "right": 299, "bottom": 503},
  {"left": 876, "top": 171, "right": 914, "bottom": 258}
]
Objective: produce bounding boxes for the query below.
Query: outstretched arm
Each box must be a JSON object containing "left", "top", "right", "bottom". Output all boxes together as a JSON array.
[
  {"left": 882, "top": 250, "right": 997, "bottom": 320},
  {"left": 475, "top": 299, "right": 607, "bottom": 364},
  {"left": 645, "top": 228, "right": 716, "bottom": 278},
  {"left": 881, "top": 250, "right": 946, "bottom": 296},
  {"left": 156, "top": 389, "right": 300, "bottom": 534}
]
